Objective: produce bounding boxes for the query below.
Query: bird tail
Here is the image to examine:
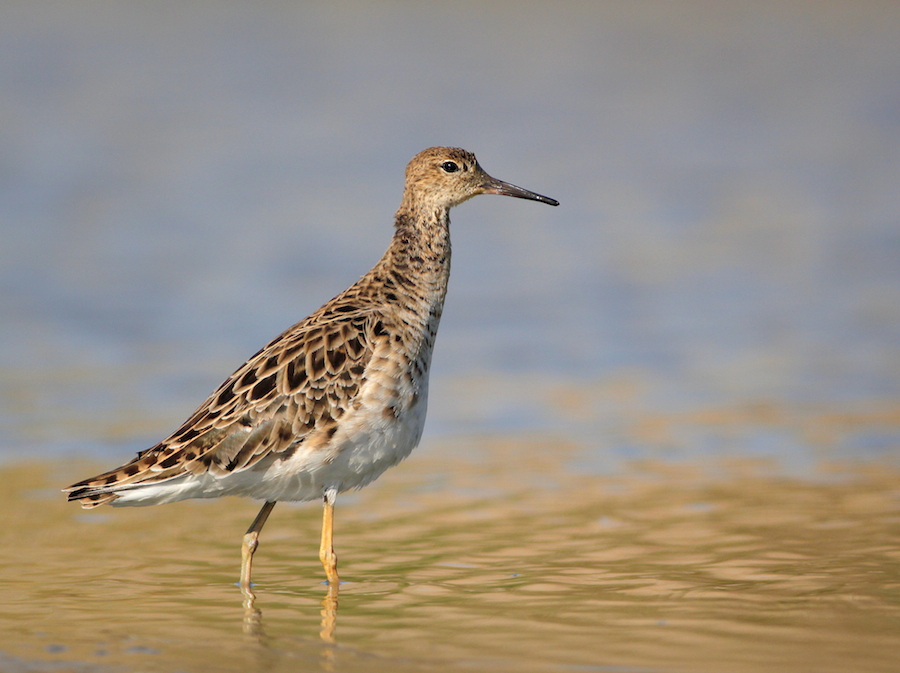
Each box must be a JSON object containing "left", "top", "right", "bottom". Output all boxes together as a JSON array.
[{"left": 64, "top": 471, "right": 123, "bottom": 508}]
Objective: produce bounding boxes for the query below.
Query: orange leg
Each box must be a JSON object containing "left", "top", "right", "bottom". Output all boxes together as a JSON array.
[{"left": 319, "top": 488, "right": 340, "bottom": 587}]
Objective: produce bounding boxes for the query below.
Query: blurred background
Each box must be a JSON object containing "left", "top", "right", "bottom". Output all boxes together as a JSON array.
[
  {"left": 2, "top": 0, "right": 897, "bottom": 473},
  {"left": 1, "top": 2, "right": 899, "bottom": 671}
]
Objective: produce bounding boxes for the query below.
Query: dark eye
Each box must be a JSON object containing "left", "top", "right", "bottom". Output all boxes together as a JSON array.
[{"left": 441, "top": 161, "right": 459, "bottom": 173}]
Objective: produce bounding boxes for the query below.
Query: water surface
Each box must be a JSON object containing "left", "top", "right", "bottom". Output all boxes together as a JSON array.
[{"left": 5, "top": 449, "right": 900, "bottom": 672}]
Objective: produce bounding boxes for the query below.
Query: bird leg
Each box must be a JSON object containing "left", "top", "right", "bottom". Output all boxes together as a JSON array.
[
  {"left": 240, "top": 500, "right": 276, "bottom": 595},
  {"left": 319, "top": 488, "right": 339, "bottom": 587}
]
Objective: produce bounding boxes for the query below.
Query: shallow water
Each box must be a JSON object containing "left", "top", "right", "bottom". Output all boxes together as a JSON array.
[
  {"left": 5, "top": 448, "right": 900, "bottom": 673},
  {"left": 2, "top": 1, "right": 900, "bottom": 671}
]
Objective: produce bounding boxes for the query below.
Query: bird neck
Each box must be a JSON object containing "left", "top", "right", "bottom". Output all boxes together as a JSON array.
[
  {"left": 370, "top": 206, "right": 452, "bottom": 317},
  {"left": 392, "top": 206, "right": 452, "bottom": 266}
]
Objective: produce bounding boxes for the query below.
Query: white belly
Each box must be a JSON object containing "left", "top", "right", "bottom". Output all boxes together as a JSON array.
[{"left": 258, "top": 381, "right": 430, "bottom": 501}]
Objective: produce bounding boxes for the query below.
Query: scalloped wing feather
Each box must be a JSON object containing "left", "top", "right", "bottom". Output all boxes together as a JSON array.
[{"left": 65, "top": 305, "right": 381, "bottom": 507}]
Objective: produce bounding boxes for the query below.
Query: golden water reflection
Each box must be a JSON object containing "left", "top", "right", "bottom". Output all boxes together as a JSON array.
[{"left": 2, "top": 441, "right": 899, "bottom": 673}]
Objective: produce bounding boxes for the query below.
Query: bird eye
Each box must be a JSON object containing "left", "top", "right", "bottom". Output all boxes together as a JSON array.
[{"left": 441, "top": 161, "right": 459, "bottom": 173}]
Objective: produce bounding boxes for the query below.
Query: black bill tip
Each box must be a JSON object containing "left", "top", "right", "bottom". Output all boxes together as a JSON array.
[{"left": 483, "top": 177, "right": 559, "bottom": 206}]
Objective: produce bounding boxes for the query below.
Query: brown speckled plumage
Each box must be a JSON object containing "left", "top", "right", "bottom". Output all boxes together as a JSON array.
[{"left": 65, "top": 147, "right": 558, "bottom": 590}]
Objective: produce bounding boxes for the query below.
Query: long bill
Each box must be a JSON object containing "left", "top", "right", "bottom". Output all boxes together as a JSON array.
[{"left": 483, "top": 176, "right": 559, "bottom": 207}]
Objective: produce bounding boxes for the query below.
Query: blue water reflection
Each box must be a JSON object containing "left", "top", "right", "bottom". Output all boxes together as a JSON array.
[{"left": 1, "top": 2, "right": 897, "bottom": 470}]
